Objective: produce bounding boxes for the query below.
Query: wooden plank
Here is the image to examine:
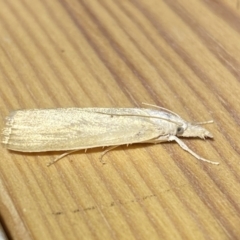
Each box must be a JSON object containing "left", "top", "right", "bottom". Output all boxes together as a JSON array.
[{"left": 0, "top": 0, "right": 240, "bottom": 239}]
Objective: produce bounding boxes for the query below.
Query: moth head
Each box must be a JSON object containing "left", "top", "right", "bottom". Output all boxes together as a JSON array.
[{"left": 176, "top": 124, "right": 213, "bottom": 139}]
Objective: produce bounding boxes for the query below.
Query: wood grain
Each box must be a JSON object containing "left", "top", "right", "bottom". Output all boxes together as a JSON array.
[{"left": 0, "top": 0, "right": 240, "bottom": 239}]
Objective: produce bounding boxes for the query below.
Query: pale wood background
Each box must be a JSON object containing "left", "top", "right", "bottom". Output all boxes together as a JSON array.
[{"left": 0, "top": 0, "right": 240, "bottom": 239}]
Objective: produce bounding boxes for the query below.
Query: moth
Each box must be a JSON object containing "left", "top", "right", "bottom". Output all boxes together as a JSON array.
[{"left": 1, "top": 104, "right": 219, "bottom": 166}]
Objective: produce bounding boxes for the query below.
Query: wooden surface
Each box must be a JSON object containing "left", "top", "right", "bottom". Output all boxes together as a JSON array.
[{"left": 0, "top": 0, "right": 240, "bottom": 239}]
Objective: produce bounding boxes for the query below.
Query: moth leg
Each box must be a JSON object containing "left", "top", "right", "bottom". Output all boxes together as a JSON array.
[
  {"left": 47, "top": 149, "right": 80, "bottom": 167},
  {"left": 100, "top": 145, "right": 120, "bottom": 164},
  {"left": 168, "top": 135, "right": 219, "bottom": 165}
]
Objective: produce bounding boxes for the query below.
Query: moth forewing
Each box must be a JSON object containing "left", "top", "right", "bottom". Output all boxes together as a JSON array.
[
  {"left": 2, "top": 108, "right": 166, "bottom": 152},
  {"left": 1, "top": 107, "right": 219, "bottom": 165}
]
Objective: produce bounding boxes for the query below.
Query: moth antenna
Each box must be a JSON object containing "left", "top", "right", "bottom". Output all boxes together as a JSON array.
[
  {"left": 141, "top": 102, "right": 182, "bottom": 119},
  {"left": 95, "top": 111, "right": 183, "bottom": 125},
  {"left": 192, "top": 120, "right": 214, "bottom": 125},
  {"left": 142, "top": 103, "right": 214, "bottom": 126}
]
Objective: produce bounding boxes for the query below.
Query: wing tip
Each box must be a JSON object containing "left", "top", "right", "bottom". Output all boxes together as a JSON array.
[{"left": 1, "top": 112, "right": 17, "bottom": 147}]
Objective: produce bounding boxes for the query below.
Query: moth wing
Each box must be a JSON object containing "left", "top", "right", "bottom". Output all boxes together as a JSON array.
[{"left": 2, "top": 108, "right": 163, "bottom": 152}]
